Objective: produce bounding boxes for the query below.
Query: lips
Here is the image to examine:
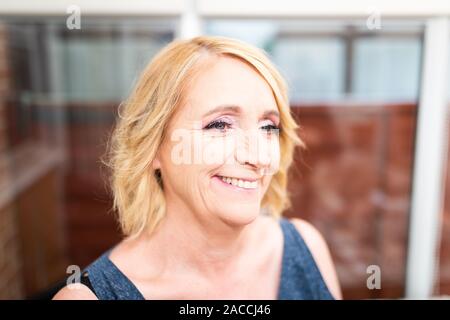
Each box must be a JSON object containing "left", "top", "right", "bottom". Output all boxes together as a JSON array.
[{"left": 215, "top": 175, "right": 258, "bottom": 189}]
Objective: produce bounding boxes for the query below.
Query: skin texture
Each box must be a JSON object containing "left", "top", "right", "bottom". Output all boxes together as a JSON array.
[{"left": 53, "top": 56, "right": 342, "bottom": 300}]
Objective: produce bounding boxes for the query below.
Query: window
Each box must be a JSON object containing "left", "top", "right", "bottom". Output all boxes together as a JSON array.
[{"left": 206, "top": 19, "right": 424, "bottom": 299}]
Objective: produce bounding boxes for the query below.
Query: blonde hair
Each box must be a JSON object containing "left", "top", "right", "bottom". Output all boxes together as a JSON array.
[{"left": 105, "top": 36, "right": 305, "bottom": 237}]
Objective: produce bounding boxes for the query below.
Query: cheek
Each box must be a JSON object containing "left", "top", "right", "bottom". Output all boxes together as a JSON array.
[
  {"left": 258, "top": 136, "right": 280, "bottom": 176},
  {"left": 158, "top": 141, "right": 198, "bottom": 192},
  {"left": 202, "top": 135, "right": 235, "bottom": 165},
  {"left": 256, "top": 138, "right": 279, "bottom": 199},
  {"left": 269, "top": 140, "right": 281, "bottom": 173},
  {"left": 160, "top": 161, "right": 204, "bottom": 202},
  {"left": 169, "top": 127, "right": 234, "bottom": 167},
  {"left": 161, "top": 137, "right": 220, "bottom": 192}
]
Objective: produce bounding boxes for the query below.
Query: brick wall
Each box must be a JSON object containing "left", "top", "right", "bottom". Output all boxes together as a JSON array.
[
  {"left": 286, "top": 103, "right": 416, "bottom": 299},
  {"left": 0, "top": 23, "right": 25, "bottom": 299}
]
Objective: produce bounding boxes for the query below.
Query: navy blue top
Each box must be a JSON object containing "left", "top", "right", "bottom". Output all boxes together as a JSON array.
[{"left": 83, "top": 217, "right": 335, "bottom": 300}]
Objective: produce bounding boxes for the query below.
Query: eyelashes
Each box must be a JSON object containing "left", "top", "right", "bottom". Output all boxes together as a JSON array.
[
  {"left": 203, "top": 120, "right": 280, "bottom": 133},
  {"left": 260, "top": 124, "right": 280, "bottom": 132},
  {"left": 203, "top": 120, "right": 232, "bottom": 131}
]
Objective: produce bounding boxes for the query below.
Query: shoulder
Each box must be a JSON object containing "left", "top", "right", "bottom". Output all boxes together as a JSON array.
[
  {"left": 53, "top": 284, "right": 98, "bottom": 300},
  {"left": 289, "top": 218, "right": 343, "bottom": 300}
]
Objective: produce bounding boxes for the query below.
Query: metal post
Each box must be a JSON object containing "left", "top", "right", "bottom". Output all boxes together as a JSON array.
[{"left": 405, "top": 17, "right": 450, "bottom": 299}]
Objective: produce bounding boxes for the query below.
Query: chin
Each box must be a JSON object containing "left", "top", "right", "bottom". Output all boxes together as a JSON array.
[{"left": 217, "top": 205, "right": 261, "bottom": 227}]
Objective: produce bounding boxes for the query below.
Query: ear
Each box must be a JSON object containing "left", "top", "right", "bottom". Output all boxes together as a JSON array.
[
  {"left": 152, "top": 156, "right": 161, "bottom": 170},
  {"left": 152, "top": 149, "right": 162, "bottom": 170}
]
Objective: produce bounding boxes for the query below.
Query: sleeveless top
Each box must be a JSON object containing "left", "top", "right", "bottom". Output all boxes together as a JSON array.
[{"left": 81, "top": 217, "right": 335, "bottom": 300}]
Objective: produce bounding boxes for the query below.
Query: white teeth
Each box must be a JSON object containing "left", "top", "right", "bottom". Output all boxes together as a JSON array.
[{"left": 219, "top": 176, "right": 258, "bottom": 189}]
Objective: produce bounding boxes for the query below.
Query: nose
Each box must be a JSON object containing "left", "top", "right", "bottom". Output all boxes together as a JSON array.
[{"left": 234, "top": 128, "right": 272, "bottom": 170}]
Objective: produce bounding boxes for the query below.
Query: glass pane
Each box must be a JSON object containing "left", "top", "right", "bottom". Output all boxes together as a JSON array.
[
  {"left": 0, "top": 18, "right": 176, "bottom": 298},
  {"left": 206, "top": 20, "right": 346, "bottom": 102},
  {"left": 353, "top": 38, "right": 422, "bottom": 101},
  {"left": 439, "top": 114, "right": 450, "bottom": 295},
  {"left": 437, "top": 38, "right": 450, "bottom": 296},
  {"left": 272, "top": 38, "right": 345, "bottom": 102},
  {"left": 205, "top": 19, "right": 423, "bottom": 299}
]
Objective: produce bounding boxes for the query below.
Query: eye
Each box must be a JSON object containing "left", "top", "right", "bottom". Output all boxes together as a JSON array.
[
  {"left": 260, "top": 124, "right": 279, "bottom": 132},
  {"left": 203, "top": 120, "right": 233, "bottom": 131},
  {"left": 260, "top": 124, "right": 280, "bottom": 136}
]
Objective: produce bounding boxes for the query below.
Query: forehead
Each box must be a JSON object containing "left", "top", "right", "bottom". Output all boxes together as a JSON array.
[{"left": 182, "top": 56, "right": 278, "bottom": 117}]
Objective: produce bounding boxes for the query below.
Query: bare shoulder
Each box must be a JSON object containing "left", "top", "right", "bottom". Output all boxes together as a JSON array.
[
  {"left": 52, "top": 284, "right": 98, "bottom": 300},
  {"left": 289, "top": 218, "right": 343, "bottom": 300}
]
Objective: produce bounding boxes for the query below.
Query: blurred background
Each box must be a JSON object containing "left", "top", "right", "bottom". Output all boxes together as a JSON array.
[{"left": 0, "top": 0, "right": 449, "bottom": 300}]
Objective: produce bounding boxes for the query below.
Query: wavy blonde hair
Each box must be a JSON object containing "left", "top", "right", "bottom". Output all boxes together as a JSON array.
[{"left": 105, "top": 35, "right": 305, "bottom": 237}]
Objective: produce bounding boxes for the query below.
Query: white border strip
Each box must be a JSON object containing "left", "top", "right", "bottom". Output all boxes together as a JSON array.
[
  {"left": 0, "top": 0, "right": 450, "bottom": 18},
  {"left": 405, "top": 17, "right": 450, "bottom": 299},
  {"left": 198, "top": 0, "right": 450, "bottom": 18},
  {"left": 0, "top": 0, "right": 184, "bottom": 16}
]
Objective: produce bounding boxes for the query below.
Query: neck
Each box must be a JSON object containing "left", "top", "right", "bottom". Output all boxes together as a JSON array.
[{"left": 143, "top": 198, "right": 260, "bottom": 280}]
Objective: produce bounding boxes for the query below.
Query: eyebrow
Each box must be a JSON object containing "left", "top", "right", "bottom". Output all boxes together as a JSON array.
[{"left": 202, "top": 104, "right": 280, "bottom": 119}]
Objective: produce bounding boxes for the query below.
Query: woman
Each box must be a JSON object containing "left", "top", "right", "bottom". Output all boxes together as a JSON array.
[{"left": 54, "top": 36, "right": 342, "bottom": 300}]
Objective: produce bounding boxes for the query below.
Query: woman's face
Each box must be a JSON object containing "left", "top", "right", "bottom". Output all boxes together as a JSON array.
[{"left": 153, "top": 56, "right": 280, "bottom": 226}]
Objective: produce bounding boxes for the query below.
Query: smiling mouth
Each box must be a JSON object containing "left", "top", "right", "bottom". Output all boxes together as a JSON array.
[{"left": 215, "top": 175, "right": 258, "bottom": 189}]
